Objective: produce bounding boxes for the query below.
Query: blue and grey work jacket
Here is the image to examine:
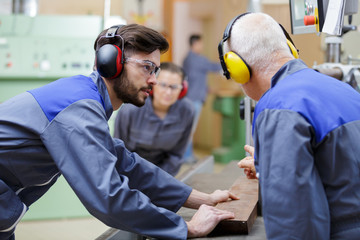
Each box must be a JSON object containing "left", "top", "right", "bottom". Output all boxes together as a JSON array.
[
  {"left": 0, "top": 71, "right": 192, "bottom": 239},
  {"left": 253, "top": 59, "right": 360, "bottom": 239}
]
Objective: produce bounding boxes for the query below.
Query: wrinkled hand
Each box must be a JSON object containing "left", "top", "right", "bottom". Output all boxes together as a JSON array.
[
  {"left": 209, "top": 189, "right": 239, "bottom": 206},
  {"left": 238, "top": 145, "right": 257, "bottom": 179},
  {"left": 186, "top": 204, "right": 235, "bottom": 238}
]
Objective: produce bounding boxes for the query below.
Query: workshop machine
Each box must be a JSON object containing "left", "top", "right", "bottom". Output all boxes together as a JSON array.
[
  {"left": 291, "top": 0, "right": 360, "bottom": 92},
  {"left": 0, "top": 14, "right": 103, "bottom": 102}
]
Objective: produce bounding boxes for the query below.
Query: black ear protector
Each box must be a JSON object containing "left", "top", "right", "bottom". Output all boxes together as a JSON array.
[
  {"left": 95, "top": 25, "right": 125, "bottom": 79},
  {"left": 218, "top": 12, "right": 299, "bottom": 84}
]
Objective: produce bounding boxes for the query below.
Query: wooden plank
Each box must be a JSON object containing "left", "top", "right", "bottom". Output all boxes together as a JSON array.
[{"left": 210, "top": 175, "right": 259, "bottom": 236}]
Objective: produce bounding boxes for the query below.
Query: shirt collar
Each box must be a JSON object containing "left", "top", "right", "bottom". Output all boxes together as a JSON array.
[
  {"left": 90, "top": 71, "right": 113, "bottom": 120},
  {"left": 271, "top": 59, "right": 308, "bottom": 88}
]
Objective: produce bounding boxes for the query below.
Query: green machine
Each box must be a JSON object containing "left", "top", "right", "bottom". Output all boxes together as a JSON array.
[
  {"left": 0, "top": 14, "right": 103, "bottom": 220},
  {"left": 0, "top": 14, "right": 102, "bottom": 101},
  {"left": 212, "top": 95, "right": 246, "bottom": 164}
]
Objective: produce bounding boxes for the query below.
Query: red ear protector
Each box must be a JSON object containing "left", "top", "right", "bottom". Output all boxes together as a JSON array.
[
  {"left": 95, "top": 25, "right": 125, "bottom": 79},
  {"left": 177, "top": 67, "right": 188, "bottom": 99},
  {"left": 178, "top": 79, "right": 188, "bottom": 99},
  {"left": 150, "top": 79, "right": 188, "bottom": 99},
  {"left": 218, "top": 12, "right": 299, "bottom": 84}
]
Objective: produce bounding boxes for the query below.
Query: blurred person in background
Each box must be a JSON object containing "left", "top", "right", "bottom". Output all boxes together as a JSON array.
[
  {"left": 114, "top": 62, "right": 194, "bottom": 176},
  {"left": 182, "top": 34, "right": 222, "bottom": 163}
]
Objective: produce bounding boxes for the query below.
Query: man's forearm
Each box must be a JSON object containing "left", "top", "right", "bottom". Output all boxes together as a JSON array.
[{"left": 183, "top": 189, "right": 215, "bottom": 209}]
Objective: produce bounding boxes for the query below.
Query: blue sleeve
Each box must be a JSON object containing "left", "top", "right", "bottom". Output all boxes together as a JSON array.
[
  {"left": 253, "top": 109, "right": 330, "bottom": 239},
  {"left": 40, "top": 100, "right": 191, "bottom": 240}
]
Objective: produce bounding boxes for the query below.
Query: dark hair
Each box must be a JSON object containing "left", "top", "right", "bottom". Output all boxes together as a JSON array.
[
  {"left": 189, "top": 34, "right": 201, "bottom": 47},
  {"left": 94, "top": 24, "right": 169, "bottom": 57},
  {"left": 160, "top": 62, "right": 186, "bottom": 82}
]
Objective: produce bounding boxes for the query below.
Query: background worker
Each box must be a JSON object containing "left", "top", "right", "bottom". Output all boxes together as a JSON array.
[
  {"left": 182, "top": 34, "right": 222, "bottom": 162},
  {"left": 218, "top": 12, "right": 360, "bottom": 239},
  {"left": 114, "top": 62, "right": 194, "bottom": 176},
  {"left": 0, "top": 24, "right": 238, "bottom": 240}
]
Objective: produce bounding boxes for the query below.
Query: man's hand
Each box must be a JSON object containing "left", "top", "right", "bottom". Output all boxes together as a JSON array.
[
  {"left": 186, "top": 204, "right": 235, "bottom": 238},
  {"left": 238, "top": 145, "right": 257, "bottom": 179},
  {"left": 183, "top": 189, "right": 239, "bottom": 209},
  {"left": 209, "top": 189, "right": 239, "bottom": 206}
]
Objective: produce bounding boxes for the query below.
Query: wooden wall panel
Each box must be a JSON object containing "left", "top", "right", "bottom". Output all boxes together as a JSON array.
[
  {"left": 263, "top": 3, "right": 325, "bottom": 66},
  {"left": 38, "top": 0, "right": 123, "bottom": 16}
]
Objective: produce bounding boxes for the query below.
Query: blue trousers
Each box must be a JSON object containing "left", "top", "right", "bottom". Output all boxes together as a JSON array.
[
  {"left": 0, "top": 179, "right": 26, "bottom": 240},
  {"left": 0, "top": 231, "right": 15, "bottom": 240}
]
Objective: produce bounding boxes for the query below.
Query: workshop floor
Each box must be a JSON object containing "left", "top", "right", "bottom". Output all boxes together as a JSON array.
[{"left": 15, "top": 149, "right": 230, "bottom": 240}]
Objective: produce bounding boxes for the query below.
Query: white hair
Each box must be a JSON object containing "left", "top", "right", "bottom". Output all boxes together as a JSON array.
[{"left": 224, "top": 13, "right": 293, "bottom": 73}]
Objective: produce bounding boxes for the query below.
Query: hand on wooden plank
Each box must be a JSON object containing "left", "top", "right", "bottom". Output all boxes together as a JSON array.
[
  {"left": 184, "top": 189, "right": 240, "bottom": 209},
  {"left": 209, "top": 189, "right": 240, "bottom": 206},
  {"left": 238, "top": 145, "right": 257, "bottom": 179},
  {"left": 186, "top": 204, "right": 235, "bottom": 238},
  {"left": 211, "top": 175, "right": 259, "bottom": 235}
]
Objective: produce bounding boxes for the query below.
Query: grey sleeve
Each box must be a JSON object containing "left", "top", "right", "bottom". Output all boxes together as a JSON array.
[
  {"left": 41, "top": 100, "right": 191, "bottom": 240},
  {"left": 254, "top": 109, "right": 330, "bottom": 240},
  {"left": 203, "top": 57, "right": 222, "bottom": 72},
  {"left": 159, "top": 109, "right": 195, "bottom": 176},
  {"left": 112, "top": 138, "right": 193, "bottom": 210}
]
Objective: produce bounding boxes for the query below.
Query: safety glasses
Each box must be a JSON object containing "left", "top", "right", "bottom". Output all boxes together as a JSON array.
[
  {"left": 125, "top": 58, "right": 161, "bottom": 77},
  {"left": 157, "top": 81, "right": 183, "bottom": 92}
]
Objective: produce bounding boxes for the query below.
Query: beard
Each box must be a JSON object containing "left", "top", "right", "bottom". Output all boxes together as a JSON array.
[{"left": 112, "top": 70, "right": 147, "bottom": 107}]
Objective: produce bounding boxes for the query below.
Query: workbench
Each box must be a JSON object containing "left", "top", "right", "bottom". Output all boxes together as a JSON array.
[{"left": 96, "top": 160, "right": 266, "bottom": 240}]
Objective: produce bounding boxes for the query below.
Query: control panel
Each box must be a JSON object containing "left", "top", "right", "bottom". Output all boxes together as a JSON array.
[
  {"left": 0, "top": 14, "right": 103, "bottom": 79},
  {"left": 290, "top": 0, "right": 326, "bottom": 35}
]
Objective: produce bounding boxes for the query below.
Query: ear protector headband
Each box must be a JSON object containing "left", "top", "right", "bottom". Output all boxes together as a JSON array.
[
  {"left": 278, "top": 23, "right": 299, "bottom": 59},
  {"left": 96, "top": 25, "right": 125, "bottom": 79},
  {"left": 218, "top": 12, "right": 299, "bottom": 84}
]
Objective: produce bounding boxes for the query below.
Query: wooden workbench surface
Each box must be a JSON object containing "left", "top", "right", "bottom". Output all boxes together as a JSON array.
[
  {"left": 178, "top": 161, "right": 266, "bottom": 239},
  {"left": 96, "top": 161, "right": 267, "bottom": 240}
]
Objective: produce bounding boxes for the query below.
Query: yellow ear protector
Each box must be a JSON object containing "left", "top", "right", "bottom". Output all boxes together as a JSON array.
[{"left": 218, "top": 12, "right": 299, "bottom": 84}]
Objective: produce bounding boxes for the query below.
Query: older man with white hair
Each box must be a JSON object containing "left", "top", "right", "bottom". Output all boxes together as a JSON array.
[{"left": 218, "top": 12, "right": 360, "bottom": 239}]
